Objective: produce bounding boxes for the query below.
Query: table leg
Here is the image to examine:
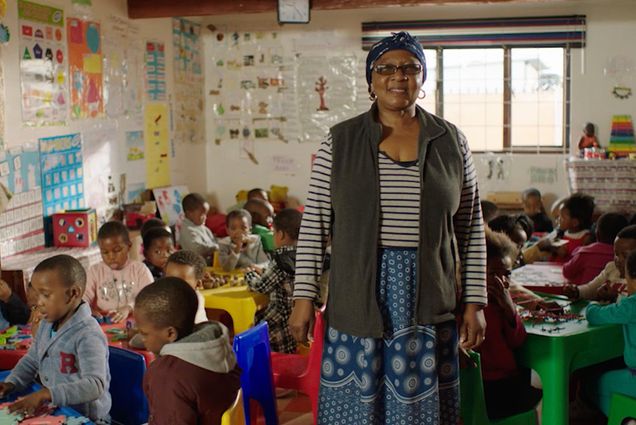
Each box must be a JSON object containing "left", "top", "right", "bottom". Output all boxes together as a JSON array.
[{"left": 536, "top": 359, "right": 570, "bottom": 425}]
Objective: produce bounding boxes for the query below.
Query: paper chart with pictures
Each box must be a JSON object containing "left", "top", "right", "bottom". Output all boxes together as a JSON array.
[
  {"left": 67, "top": 17, "right": 103, "bottom": 119},
  {"left": 144, "top": 102, "right": 171, "bottom": 189},
  {"left": 172, "top": 18, "right": 204, "bottom": 144},
  {"left": 145, "top": 41, "right": 166, "bottom": 101},
  {"left": 103, "top": 15, "right": 143, "bottom": 119},
  {"left": 0, "top": 145, "right": 41, "bottom": 195},
  {"left": 207, "top": 31, "right": 298, "bottom": 148},
  {"left": 0, "top": 189, "right": 45, "bottom": 259},
  {"left": 39, "top": 133, "right": 85, "bottom": 217},
  {"left": 18, "top": 0, "right": 68, "bottom": 126},
  {"left": 296, "top": 55, "right": 360, "bottom": 142}
]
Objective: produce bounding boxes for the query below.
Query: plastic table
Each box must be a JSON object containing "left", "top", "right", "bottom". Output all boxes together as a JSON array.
[
  {"left": 517, "top": 299, "right": 624, "bottom": 425},
  {"left": 0, "top": 370, "right": 94, "bottom": 424},
  {"left": 200, "top": 286, "right": 268, "bottom": 334}
]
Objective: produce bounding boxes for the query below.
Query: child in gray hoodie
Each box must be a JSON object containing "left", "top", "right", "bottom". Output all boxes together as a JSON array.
[
  {"left": 135, "top": 277, "right": 240, "bottom": 425},
  {"left": 0, "top": 255, "right": 111, "bottom": 422}
]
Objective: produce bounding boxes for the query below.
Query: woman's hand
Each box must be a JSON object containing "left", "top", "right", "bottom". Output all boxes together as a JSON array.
[
  {"left": 459, "top": 304, "right": 486, "bottom": 350},
  {"left": 289, "top": 299, "right": 314, "bottom": 344}
]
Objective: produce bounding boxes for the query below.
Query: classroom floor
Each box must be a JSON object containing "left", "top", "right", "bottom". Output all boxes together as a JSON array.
[{"left": 253, "top": 391, "right": 313, "bottom": 425}]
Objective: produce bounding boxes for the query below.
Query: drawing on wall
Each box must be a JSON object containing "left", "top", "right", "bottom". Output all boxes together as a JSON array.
[
  {"left": 126, "top": 130, "right": 144, "bottom": 161},
  {"left": 39, "top": 133, "right": 85, "bottom": 217},
  {"left": 153, "top": 185, "right": 188, "bottom": 226},
  {"left": 103, "top": 15, "right": 142, "bottom": 119},
  {"left": 145, "top": 41, "right": 166, "bottom": 101},
  {"left": 144, "top": 103, "right": 171, "bottom": 188},
  {"left": 67, "top": 17, "right": 103, "bottom": 118},
  {"left": 172, "top": 18, "right": 204, "bottom": 144},
  {"left": 0, "top": 145, "right": 41, "bottom": 195},
  {"left": 18, "top": 0, "right": 68, "bottom": 126}
]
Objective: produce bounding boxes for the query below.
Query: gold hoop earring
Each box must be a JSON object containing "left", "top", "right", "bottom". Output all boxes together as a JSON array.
[
  {"left": 369, "top": 92, "right": 377, "bottom": 101},
  {"left": 418, "top": 89, "right": 426, "bottom": 100}
]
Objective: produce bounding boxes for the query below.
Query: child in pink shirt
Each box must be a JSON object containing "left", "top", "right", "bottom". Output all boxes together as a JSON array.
[
  {"left": 562, "top": 212, "right": 627, "bottom": 285},
  {"left": 84, "top": 221, "right": 154, "bottom": 323}
]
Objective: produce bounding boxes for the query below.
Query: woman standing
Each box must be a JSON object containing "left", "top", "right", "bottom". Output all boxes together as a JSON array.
[{"left": 290, "top": 32, "right": 487, "bottom": 424}]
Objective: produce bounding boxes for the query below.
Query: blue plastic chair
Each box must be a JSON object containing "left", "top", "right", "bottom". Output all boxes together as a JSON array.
[
  {"left": 233, "top": 322, "right": 279, "bottom": 425},
  {"left": 108, "top": 346, "right": 149, "bottom": 425}
]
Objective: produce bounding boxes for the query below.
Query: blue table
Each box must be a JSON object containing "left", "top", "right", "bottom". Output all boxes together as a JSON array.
[
  {"left": 517, "top": 298, "right": 623, "bottom": 425},
  {"left": 0, "top": 370, "right": 94, "bottom": 424}
]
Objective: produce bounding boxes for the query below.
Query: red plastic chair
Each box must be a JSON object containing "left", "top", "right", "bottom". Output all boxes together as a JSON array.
[{"left": 271, "top": 309, "right": 324, "bottom": 424}]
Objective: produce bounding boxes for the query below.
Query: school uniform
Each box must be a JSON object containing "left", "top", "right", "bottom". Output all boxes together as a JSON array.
[
  {"left": 178, "top": 218, "right": 219, "bottom": 265},
  {"left": 562, "top": 242, "right": 615, "bottom": 286},
  {"left": 5, "top": 302, "right": 111, "bottom": 422},
  {"left": 586, "top": 294, "right": 636, "bottom": 415},
  {"left": 144, "top": 321, "right": 241, "bottom": 425},
  {"left": 218, "top": 234, "right": 268, "bottom": 271}
]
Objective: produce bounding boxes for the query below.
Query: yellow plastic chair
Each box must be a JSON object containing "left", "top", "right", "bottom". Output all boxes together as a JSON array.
[
  {"left": 608, "top": 392, "right": 636, "bottom": 425},
  {"left": 221, "top": 389, "right": 245, "bottom": 425}
]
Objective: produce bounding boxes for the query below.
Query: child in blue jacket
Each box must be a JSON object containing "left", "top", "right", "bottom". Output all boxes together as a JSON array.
[
  {"left": 585, "top": 249, "right": 636, "bottom": 415},
  {"left": 0, "top": 255, "right": 111, "bottom": 423}
]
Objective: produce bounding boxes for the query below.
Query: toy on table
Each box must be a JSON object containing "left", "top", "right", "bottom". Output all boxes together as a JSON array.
[
  {"left": 103, "top": 327, "right": 129, "bottom": 343},
  {"left": 52, "top": 210, "right": 98, "bottom": 248},
  {"left": 201, "top": 269, "right": 245, "bottom": 289},
  {"left": 0, "top": 326, "right": 33, "bottom": 351}
]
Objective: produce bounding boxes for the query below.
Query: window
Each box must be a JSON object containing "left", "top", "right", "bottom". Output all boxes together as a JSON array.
[
  {"left": 416, "top": 46, "right": 568, "bottom": 152},
  {"left": 364, "top": 15, "right": 584, "bottom": 153}
]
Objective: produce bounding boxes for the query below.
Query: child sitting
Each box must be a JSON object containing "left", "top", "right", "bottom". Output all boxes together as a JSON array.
[
  {"left": 85, "top": 221, "right": 154, "bottom": 323},
  {"left": 521, "top": 188, "right": 553, "bottom": 233},
  {"left": 143, "top": 227, "right": 175, "bottom": 279},
  {"left": 135, "top": 277, "right": 240, "bottom": 425},
  {"left": 477, "top": 229, "right": 542, "bottom": 420},
  {"left": 219, "top": 209, "right": 268, "bottom": 272},
  {"left": 584, "top": 249, "right": 636, "bottom": 416},
  {"left": 246, "top": 208, "right": 302, "bottom": 353},
  {"left": 562, "top": 212, "right": 627, "bottom": 285},
  {"left": 481, "top": 200, "right": 499, "bottom": 224},
  {"left": 165, "top": 250, "right": 208, "bottom": 324},
  {"left": 488, "top": 214, "right": 532, "bottom": 268},
  {"left": 178, "top": 193, "right": 219, "bottom": 265},
  {"left": 565, "top": 224, "right": 636, "bottom": 301},
  {"left": 244, "top": 198, "right": 275, "bottom": 252},
  {"left": 0, "top": 273, "right": 30, "bottom": 328},
  {"left": 537, "top": 193, "right": 595, "bottom": 262},
  {"left": 0, "top": 255, "right": 111, "bottom": 422}
]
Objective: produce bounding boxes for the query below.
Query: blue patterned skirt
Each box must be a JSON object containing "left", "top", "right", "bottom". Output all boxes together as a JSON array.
[{"left": 318, "top": 248, "right": 460, "bottom": 425}]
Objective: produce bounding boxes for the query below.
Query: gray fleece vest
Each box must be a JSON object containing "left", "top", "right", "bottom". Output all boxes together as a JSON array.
[{"left": 328, "top": 104, "right": 464, "bottom": 337}]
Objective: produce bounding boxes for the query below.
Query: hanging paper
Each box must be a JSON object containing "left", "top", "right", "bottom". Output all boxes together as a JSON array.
[
  {"left": 144, "top": 103, "right": 171, "bottom": 188},
  {"left": 67, "top": 18, "right": 103, "bottom": 119},
  {"left": 18, "top": 0, "right": 68, "bottom": 126},
  {"left": 152, "top": 185, "right": 188, "bottom": 226},
  {"left": 0, "top": 146, "right": 41, "bottom": 195},
  {"left": 39, "top": 133, "right": 85, "bottom": 217},
  {"left": 172, "top": 18, "right": 204, "bottom": 144},
  {"left": 145, "top": 41, "right": 166, "bottom": 101}
]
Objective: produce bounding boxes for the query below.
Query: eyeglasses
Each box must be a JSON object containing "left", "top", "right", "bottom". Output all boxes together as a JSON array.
[{"left": 373, "top": 63, "right": 422, "bottom": 76}]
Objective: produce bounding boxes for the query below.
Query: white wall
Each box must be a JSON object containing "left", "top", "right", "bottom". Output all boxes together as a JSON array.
[
  {"left": 200, "top": 0, "right": 636, "bottom": 210},
  {"left": 0, "top": 0, "right": 207, "bottom": 215}
]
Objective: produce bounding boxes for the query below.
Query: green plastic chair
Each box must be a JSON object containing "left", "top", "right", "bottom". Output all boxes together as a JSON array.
[
  {"left": 608, "top": 392, "right": 636, "bottom": 425},
  {"left": 460, "top": 351, "right": 538, "bottom": 425}
]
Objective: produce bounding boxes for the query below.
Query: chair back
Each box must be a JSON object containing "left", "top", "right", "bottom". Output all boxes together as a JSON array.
[
  {"left": 233, "top": 322, "right": 279, "bottom": 425},
  {"left": 608, "top": 392, "right": 636, "bottom": 425},
  {"left": 108, "top": 346, "right": 149, "bottom": 425},
  {"left": 221, "top": 389, "right": 246, "bottom": 425},
  {"left": 459, "top": 351, "right": 537, "bottom": 425}
]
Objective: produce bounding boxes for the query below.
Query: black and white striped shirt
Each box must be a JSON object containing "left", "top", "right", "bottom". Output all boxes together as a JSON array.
[{"left": 294, "top": 132, "right": 487, "bottom": 305}]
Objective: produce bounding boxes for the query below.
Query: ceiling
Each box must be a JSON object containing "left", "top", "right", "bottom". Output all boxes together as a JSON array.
[{"left": 127, "top": 0, "right": 582, "bottom": 19}]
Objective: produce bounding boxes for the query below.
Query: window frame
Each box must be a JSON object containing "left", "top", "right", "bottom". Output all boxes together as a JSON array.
[{"left": 428, "top": 45, "right": 571, "bottom": 154}]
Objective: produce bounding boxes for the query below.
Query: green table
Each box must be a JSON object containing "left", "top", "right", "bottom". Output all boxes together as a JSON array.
[{"left": 517, "top": 299, "right": 623, "bottom": 425}]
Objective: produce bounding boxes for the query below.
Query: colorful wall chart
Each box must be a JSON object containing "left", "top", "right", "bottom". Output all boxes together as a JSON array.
[
  {"left": 152, "top": 185, "right": 188, "bottom": 226},
  {"left": 144, "top": 103, "right": 171, "bottom": 188},
  {"left": 18, "top": 0, "right": 68, "bottom": 126},
  {"left": 39, "top": 133, "right": 85, "bottom": 217},
  {"left": 145, "top": 41, "right": 166, "bottom": 101},
  {"left": 67, "top": 18, "right": 103, "bottom": 119},
  {"left": 172, "top": 18, "right": 204, "bottom": 144},
  {"left": 0, "top": 146, "right": 41, "bottom": 195}
]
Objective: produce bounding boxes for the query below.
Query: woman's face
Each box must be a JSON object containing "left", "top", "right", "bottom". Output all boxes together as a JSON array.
[{"left": 371, "top": 49, "right": 423, "bottom": 112}]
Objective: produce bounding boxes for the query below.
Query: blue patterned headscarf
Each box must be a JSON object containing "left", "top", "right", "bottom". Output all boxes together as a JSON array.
[{"left": 365, "top": 31, "right": 426, "bottom": 85}]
